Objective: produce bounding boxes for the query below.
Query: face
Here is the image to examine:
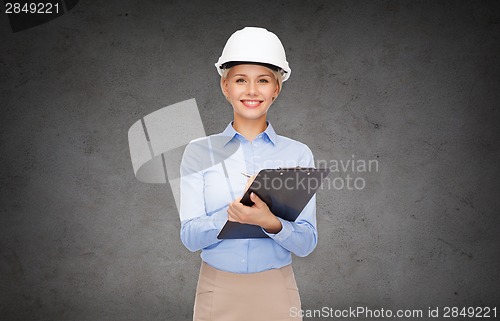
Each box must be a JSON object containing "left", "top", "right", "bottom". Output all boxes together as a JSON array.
[{"left": 221, "top": 64, "right": 280, "bottom": 122}]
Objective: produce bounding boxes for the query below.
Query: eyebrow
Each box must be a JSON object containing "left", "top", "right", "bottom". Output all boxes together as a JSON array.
[{"left": 231, "top": 74, "right": 273, "bottom": 78}]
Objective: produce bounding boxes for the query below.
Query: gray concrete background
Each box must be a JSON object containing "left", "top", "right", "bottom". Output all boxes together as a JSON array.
[{"left": 1, "top": 1, "right": 499, "bottom": 320}]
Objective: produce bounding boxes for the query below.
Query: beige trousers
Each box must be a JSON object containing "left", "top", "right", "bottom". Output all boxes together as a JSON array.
[{"left": 193, "top": 261, "right": 302, "bottom": 321}]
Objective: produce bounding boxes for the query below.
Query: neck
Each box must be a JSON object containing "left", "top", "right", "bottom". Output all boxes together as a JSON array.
[{"left": 232, "top": 116, "right": 267, "bottom": 141}]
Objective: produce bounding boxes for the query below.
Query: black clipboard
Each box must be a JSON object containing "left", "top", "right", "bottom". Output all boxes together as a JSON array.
[{"left": 217, "top": 167, "right": 330, "bottom": 239}]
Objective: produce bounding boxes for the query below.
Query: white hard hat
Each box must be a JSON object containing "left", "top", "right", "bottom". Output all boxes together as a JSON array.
[{"left": 215, "top": 27, "right": 291, "bottom": 81}]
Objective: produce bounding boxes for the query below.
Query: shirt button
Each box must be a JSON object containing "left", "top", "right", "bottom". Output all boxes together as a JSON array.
[{"left": 241, "top": 259, "right": 245, "bottom": 263}]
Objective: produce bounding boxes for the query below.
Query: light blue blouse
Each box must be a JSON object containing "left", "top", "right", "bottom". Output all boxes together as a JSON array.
[{"left": 179, "top": 122, "right": 317, "bottom": 273}]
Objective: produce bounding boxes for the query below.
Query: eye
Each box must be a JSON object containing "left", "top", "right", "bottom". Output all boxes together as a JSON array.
[
  {"left": 258, "top": 78, "right": 269, "bottom": 83},
  {"left": 235, "top": 78, "right": 246, "bottom": 83}
]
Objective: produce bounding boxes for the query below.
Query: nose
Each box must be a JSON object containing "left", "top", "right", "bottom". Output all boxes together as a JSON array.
[{"left": 246, "top": 82, "right": 257, "bottom": 96}]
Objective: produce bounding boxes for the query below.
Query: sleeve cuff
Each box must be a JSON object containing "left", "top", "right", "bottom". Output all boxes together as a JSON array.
[{"left": 263, "top": 217, "right": 294, "bottom": 241}]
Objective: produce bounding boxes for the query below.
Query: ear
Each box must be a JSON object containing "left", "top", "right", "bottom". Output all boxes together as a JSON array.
[
  {"left": 274, "top": 80, "right": 281, "bottom": 99},
  {"left": 220, "top": 76, "right": 229, "bottom": 99}
]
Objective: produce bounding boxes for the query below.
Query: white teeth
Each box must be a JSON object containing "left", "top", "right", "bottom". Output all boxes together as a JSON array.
[{"left": 243, "top": 100, "right": 260, "bottom": 106}]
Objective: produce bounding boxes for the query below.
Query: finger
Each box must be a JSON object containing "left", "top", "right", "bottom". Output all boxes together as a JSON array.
[
  {"left": 232, "top": 202, "right": 249, "bottom": 216},
  {"left": 229, "top": 207, "right": 250, "bottom": 224},
  {"left": 229, "top": 202, "right": 247, "bottom": 217},
  {"left": 229, "top": 198, "right": 241, "bottom": 211},
  {"left": 250, "top": 192, "right": 264, "bottom": 206},
  {"left": 227, "top": 213, "right": 237, "bottom": 222},
  {"left": 227, "top": 208, "right": 239, "bottom": 222}
]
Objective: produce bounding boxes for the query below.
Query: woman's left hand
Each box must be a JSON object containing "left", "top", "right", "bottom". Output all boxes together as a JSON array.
[{"left": 227, "top": 192, "right": 282, "bottom": 234}]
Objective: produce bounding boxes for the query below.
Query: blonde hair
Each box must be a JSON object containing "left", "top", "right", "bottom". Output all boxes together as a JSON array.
[{"left": 221, "top": 66, "right": 284, "bottom": 95}]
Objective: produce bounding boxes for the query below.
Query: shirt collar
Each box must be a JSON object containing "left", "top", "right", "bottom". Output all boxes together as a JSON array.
[{"left": 221, "top": 121, "right": 277, "bottom": 146}]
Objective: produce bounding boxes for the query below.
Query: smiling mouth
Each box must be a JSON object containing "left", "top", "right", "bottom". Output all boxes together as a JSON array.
[{"left": 241, "top": 100, "right": 263, "bottom": 108}]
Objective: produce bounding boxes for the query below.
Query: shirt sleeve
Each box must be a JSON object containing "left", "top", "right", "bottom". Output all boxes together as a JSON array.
[
  {"left": 178, "top": 140, "right": 226, "bottom": 252},
  {"left": 263, "top": 144, "right": 318, "bottom": 257}
]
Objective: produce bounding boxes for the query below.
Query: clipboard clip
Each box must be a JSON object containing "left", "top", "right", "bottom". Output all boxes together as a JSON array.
[
  {"left": 277, "top": 166, "right": 309, "bottom": 170},
  {"left": 276, "top": 166, "right": 313, "bottom": 175},
  {"left": 277, "top": 166, "right": 314, "bottom": 172}
]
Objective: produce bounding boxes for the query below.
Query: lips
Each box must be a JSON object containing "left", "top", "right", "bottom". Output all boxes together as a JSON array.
[{"left": 241, "top": 100, "right": 263, "bottom": 108}]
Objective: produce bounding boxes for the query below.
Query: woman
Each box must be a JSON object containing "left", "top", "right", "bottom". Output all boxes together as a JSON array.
[{"left": 179, "top": 27, "right": 317, "bottom": 321}]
